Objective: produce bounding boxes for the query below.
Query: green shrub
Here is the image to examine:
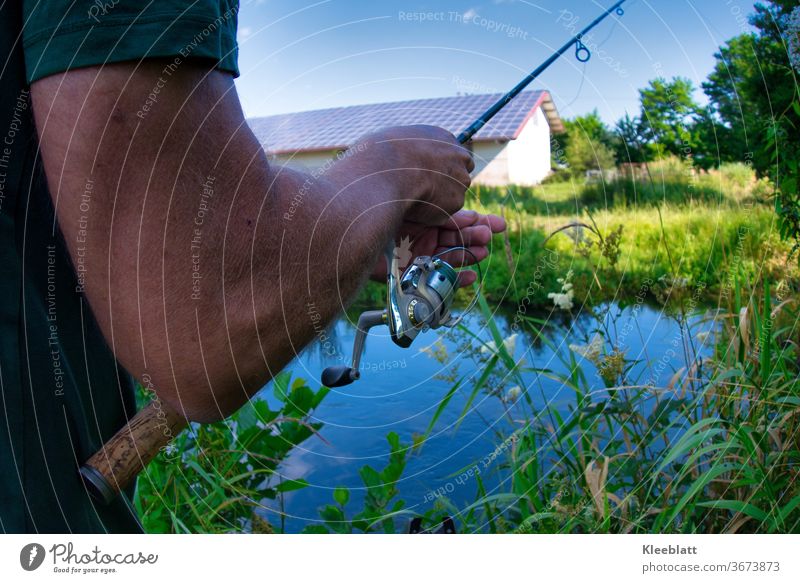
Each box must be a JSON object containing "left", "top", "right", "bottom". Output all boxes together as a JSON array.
[{"left": 134, "top": 372, "right": 328, "bottom": 533}]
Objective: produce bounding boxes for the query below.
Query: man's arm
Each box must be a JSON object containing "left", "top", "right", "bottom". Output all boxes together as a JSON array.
[{"left": 31, "top": 59, "right": 473, "bottom": 422}]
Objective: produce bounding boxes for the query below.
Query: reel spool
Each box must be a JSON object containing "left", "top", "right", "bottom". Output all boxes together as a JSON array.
[{"left": 321, "top": 243, "right": 472, "bottom": 388}]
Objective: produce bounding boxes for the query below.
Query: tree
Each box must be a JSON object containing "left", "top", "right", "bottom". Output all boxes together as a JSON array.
[
  {"left": 613, "top": 113, "right": 647, "bottom": 164},
  {"left": 702, "top": 1, "right": 799, "bottom": 250},
  {"left": 689, "top": 107, "right": 730, "bottom": 170},
  {"left": 561, "top": 110, "right": 616, "bottom": 176},
  {"left": 702, "top": 34, "right": 762, "bottom": 165},
  {"left": 637, "top": 77, "right": 703, "bottom": 161}
]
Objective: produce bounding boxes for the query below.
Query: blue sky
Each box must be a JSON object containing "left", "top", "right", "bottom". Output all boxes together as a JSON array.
[{"left": 234, "top": 0, "right": 757, "bottom": 126}]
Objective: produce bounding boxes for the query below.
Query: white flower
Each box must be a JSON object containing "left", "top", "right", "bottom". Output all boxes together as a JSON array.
[
  {"left": 505, "top": 385, "right": 522, "bottom": 402},
  {"left": 548, "top": 291, "right": 574, "bottom": 311},
  {"left": 569, "top": 334, "right": 604, "bottom": 361},
  {"left": 548, "top": 270, "right": 575, "bottom": 311},
  {"left": 481, "top": 333, "right": 518, "bottom": 356}
]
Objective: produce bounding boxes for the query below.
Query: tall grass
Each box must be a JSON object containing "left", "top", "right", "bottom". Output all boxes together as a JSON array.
[
  {"left": 467, "top": 158, "right": 789, "bottom": 308},
  {"left": 444, "top": 275, "right": 800, "bottom": 533},
  {"left": 480, "top": 203, "right": 789, "bottom": 308},
  {"left": 469, "top": 158, "right": 772, "bottom": 213},
  {"left": 411, "top": 176, "right": 800, "bottom": 533}
]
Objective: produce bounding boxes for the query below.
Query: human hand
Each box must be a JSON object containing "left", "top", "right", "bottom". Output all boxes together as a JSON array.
[
  {"left": 355, "top": 124, "right": 475, "bottom": 224},
  {"left": 371, "top": 209, "right": 506, "bottom": 286}
]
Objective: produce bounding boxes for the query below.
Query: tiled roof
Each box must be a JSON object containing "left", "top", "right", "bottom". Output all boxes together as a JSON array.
[{"left": 248, "top": 90, "right": 563, "bottom": 154}]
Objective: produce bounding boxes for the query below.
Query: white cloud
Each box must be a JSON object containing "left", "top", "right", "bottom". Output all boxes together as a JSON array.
[{"left": 462, "top": 8, "right": 478, "bottom": 22}]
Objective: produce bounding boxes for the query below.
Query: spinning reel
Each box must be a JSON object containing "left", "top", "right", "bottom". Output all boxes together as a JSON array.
[{"left": 320, "top": 243, "right": 478, "bottom": 388}]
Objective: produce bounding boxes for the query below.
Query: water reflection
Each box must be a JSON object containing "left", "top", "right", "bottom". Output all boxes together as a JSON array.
[{"left": 258, "top": 301, "right": 716, "bottom": 532}]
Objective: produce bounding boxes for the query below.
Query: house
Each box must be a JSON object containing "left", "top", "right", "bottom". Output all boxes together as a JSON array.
[{"left": 247, "top": 91, "right": 564, "bottom": 187}]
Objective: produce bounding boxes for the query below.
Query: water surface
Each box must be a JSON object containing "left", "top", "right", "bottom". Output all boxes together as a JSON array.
[{"left": 259, "top": 301, "right": 716, "bottom": 532}]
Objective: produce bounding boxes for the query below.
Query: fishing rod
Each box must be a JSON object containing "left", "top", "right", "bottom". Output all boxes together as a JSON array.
[
  {"left": 80, "top": 0, "right": 628, "bottom": 505},
  {"left": 457, "top": 0, "right": 626, "bottom": 144}
]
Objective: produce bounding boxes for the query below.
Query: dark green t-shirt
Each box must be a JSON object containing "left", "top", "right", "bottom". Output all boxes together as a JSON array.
[{"left": 0, "top": 1, "right": 239, "bottom": 534}]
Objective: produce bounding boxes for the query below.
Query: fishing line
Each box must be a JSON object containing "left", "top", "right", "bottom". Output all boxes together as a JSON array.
[
  {"left": 433, "top": 246, "right": 484, "bottom": 327},
  {"left": 565, "top": 0, "right": 630, "bottom": 109}
]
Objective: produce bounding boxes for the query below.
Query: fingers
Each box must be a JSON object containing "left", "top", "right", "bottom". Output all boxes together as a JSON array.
[
  {"left": 443, "top": 210, "right": 506, "bottom": 233},
  {"left": 438, "top": 224, "right": 492, "bottom": 248},
  {"left": 465, "top": 151, "right": 475, "bottom": 173},
  {"left": 457, "top": 270, "right": 478, "bottom": 287},
  {"left": 458, "top": 144, "right": 475, "bottom": 174},
  {"left": 443, "top": 209, "right": 480, "bottom": 230},
  {"left": 436, "top": 211, "right": 505, "bottom": 252},
  {"left": 478, "top": 212, "right": 507, "bottom": 233},
  {"left": 434, "top": 245, "right": 488, "bottom": 267}
]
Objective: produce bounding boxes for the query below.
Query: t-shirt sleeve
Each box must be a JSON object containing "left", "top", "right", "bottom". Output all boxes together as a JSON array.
[{"left": 22, "top": 0, "right": 240, "bottom": 84}]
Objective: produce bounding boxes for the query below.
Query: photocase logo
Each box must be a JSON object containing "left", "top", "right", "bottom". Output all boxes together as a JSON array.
[
  {"left": 393, "top": 236, "right": 413, "bottom": 272},
  {"left": 19, "top": 543, "right": 46, "bottom": 571}
]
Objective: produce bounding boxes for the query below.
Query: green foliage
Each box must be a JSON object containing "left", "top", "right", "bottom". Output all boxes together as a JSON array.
[
  {"left": 608, "top": 0, "right": 798, "bottom": 184},
  {"left": 304, "top": 433, "right": 443, "bottom": 533},
  {"left": 134, "top": 372, "right": 329, "bottom": 533},
  {"left": 424, "top": 276, "right": 800, "bottom": 533},
  {"left": 638, "top": 77, "right": 703, "bottom": 161},
  {"left": 701, "top": 1, "right": 800, "bottom": 253},
  {"left": 557, "top": 110, "right": 616, "bottom": 176},
  {"left": 580, "top": 157, "right": 760, "bottom": 207},
  {"left": 565, "top": 135, "right": 616, "bottom": 176},
  {"left": 462, "top": 166, "right": 787, "bottom": 309},
  {"left": 614, "top": 113, "right": 648, "bottom": 164}
]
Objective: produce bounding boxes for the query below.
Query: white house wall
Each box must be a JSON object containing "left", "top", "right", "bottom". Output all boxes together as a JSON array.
[
  {"left": 506, "top": 107, "right": 551, "bottom": 185},
  {"left": 471, "top": 141, "right": 509, "bottom": 186}
]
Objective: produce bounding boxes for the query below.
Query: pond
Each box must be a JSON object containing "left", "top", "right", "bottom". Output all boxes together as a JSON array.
[{"left": 258, "top": 300, "right": 717, "bottom": 532}]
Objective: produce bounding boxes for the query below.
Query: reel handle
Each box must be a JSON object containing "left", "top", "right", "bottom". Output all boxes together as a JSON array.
[
  {"left": 80, "top": 399, "right": 185, "bottom": 504},
  {"left": 321, "top": 365, "right": 359, "bottom": 388},
  {"left": 321, "top": 309, "right": 385, "bottom": 387}
]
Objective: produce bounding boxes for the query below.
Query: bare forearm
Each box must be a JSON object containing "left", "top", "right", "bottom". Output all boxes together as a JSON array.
[
  {"left": 32, "top": 62, "right": 412, "bottom": 421},
  {"left": 189, "top": 151, "right": 411, "bottom": 420}
]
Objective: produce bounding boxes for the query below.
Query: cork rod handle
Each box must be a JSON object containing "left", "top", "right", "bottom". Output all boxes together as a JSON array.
[{"left": 80, "top": 400, "right": 186, "bottom": 504}]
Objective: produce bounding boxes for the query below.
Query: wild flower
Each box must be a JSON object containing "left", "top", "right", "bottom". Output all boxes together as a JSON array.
[
  {"left": 481, "top": 333, "right": 518, "bottom": 357},
  {"left": 419, "top": 339, "right": 449, "bottom": 364},
  {"left": 505, "top": 385, "right": 522, "bottom": 403},
  {"left": 599, "top": 224, "right": 624, "bottom": 266},
  {"left": 569, "top": 334, "right": 604, "bottom": 361},
  {"left": 548, "top": 270, "right": 575, "bottom": 311},
  {"left": 597, "top": 348, "right": 626, "bottom": 387},
  {"left": 570, "top": 334, "right": 626, "bottom": 387}
]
